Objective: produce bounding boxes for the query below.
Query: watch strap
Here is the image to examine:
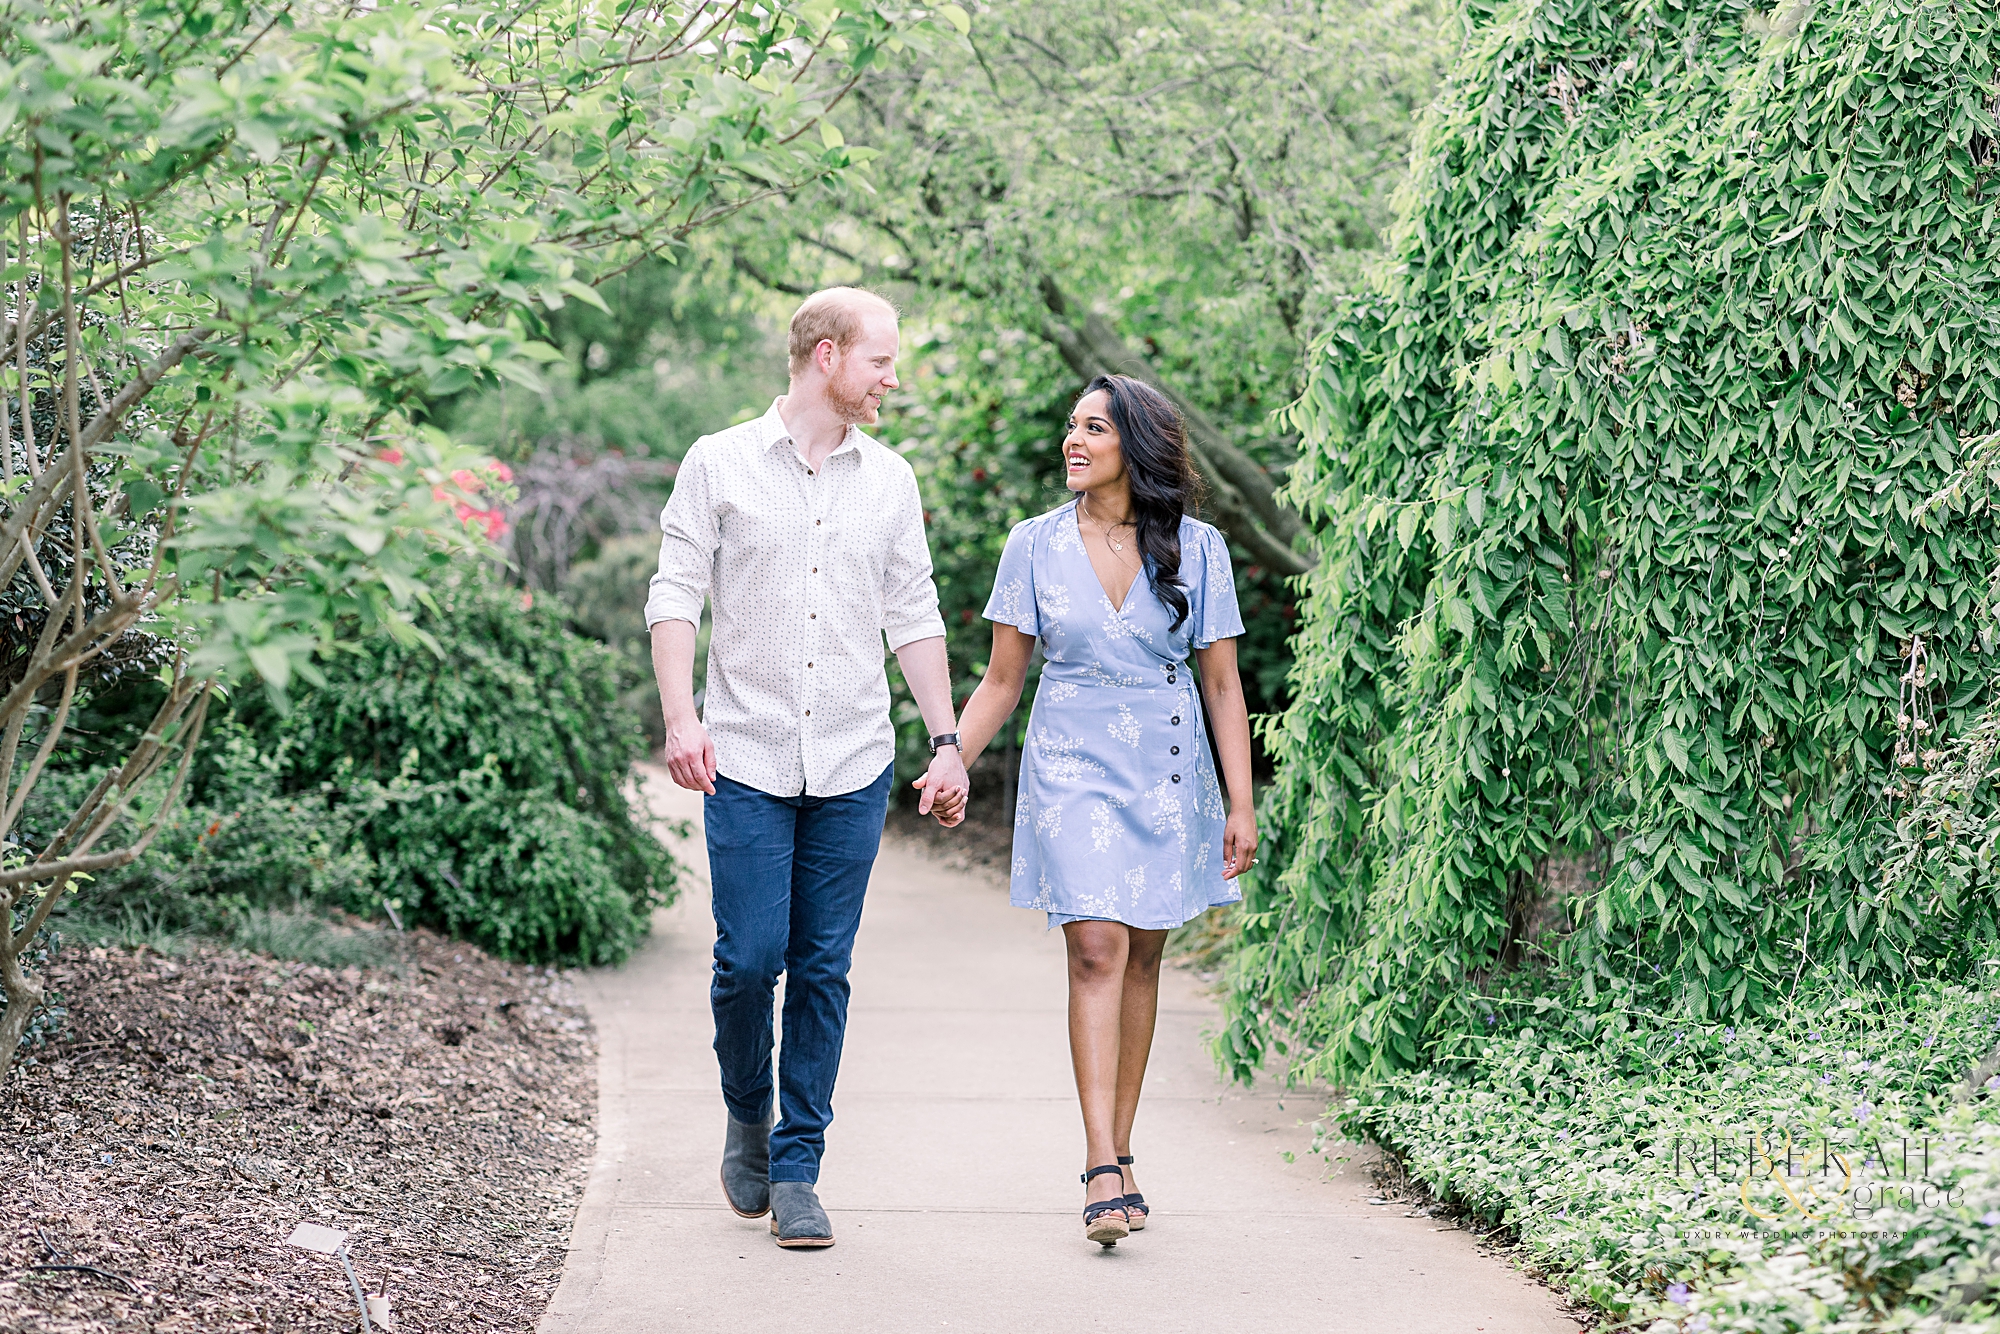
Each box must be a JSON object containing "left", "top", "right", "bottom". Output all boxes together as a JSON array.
[{"left": 929, "top": 731, "right": 962, "bottom": 754}]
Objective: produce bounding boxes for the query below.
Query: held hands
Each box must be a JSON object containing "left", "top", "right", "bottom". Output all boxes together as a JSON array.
[
  {"left": 1221, "top": 807, "right": 1260, "bottom": 880},
  {"left": 911, "top": 745, "right": 970, "bottom": 828},
  {"left": 664, "top": 713, "right": 718, "bottom": 795}
]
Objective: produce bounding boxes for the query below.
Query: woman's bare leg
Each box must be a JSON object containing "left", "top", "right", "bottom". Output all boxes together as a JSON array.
[
  {"left": 1113, "top": 928, "right": 1167, "bottom": 1197},
  {"left": 1063, "top": 920, "right": 1131, "bottom": 1209}
]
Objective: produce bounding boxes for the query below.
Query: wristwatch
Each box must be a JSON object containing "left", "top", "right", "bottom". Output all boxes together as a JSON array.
[{"left": 928, "top": 731, "right": 962, "bottom": 755}]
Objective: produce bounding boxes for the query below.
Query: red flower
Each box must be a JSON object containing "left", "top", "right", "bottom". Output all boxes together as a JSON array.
[
  {"left": 490, "top": 461, "right": 514, "bottom": 484},
  {"left": 455, "top": 503, "right": 507, "bottom": 540},
  {"left": 378, "top": 447, "right": 405, "bottom": 465},
  {"left": 451, "top": 468, "right": 482, "bottom": 492}
]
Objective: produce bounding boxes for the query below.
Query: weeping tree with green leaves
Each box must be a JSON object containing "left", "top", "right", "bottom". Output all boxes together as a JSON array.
[
  {"left": 753, "top": 0, "right": 1448, "bottom": 579},
  {"left": 1224, "top": 0, "right": 2000, "bottom": 1084},
  {"left": 718, "top": 0, "right": 1447, "bottom": 759},
  {"left": 0, "top": 0, "right": 956, "bottom": 1079}
]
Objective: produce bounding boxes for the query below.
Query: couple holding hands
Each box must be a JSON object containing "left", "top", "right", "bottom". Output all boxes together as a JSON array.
[{"left": 645, "top": 286, "right": 1256, "bottom": 1250}]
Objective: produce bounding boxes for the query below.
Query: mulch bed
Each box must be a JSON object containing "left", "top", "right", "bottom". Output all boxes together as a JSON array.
[{"left": 0, "top": 929, "right": 596, "bottom": 1332}]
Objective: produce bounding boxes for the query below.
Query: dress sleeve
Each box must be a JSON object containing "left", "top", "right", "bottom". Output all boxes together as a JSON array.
[
  {"left": 981, "top": 520, "right": 1039, "bottom": 636},
  {"left": 1189, "top": 525, "right": 1244, "bottom": 649}
]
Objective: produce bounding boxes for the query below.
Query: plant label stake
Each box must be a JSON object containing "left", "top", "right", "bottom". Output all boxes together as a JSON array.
[{"left": 285, "top": 1223, "right": 372, "bottom": 1334}]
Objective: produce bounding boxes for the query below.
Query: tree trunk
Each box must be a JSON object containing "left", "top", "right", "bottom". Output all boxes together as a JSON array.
[{"left": 1035, "top": 274, "right": 1313, "bottom": 578}]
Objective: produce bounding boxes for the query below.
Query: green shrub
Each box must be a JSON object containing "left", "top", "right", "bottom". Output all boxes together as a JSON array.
[
  {"left": 1228, "top": 0, "right": 2000, "bottom": 1084},
  {"left": 45, "top": 565, "right": 675, "bottom": 967},
  {"left": 1344, "top": 986, "right": 2000, "bottom": 1327},
  {"left": 562, "top": 531, "right": 688, "bottom": 750},
  {"left": 249, "top": 564, "right": 677, "bottom": 965},
  {"left": 348, "top": 756, "right": 661, "bottom": 965},
  {"left": 25, "top": 727, "right": 375, "bottom": 935}
]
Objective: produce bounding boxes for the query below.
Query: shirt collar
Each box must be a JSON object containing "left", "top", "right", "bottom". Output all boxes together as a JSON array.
[{"left": 763, "top": 397, "right": 863, "bottom": 460}]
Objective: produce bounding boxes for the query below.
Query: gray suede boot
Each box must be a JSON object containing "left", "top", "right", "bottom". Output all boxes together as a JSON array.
[
  {"left": 720, "top": 1111, "right": 771, "bottom": 1218},
  {"left": 768, "top": 1181, "right": 834, "bottom": 1249}
]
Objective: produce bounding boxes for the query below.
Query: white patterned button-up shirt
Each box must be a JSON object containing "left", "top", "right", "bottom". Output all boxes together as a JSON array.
[{"left": 645, "top": 399, "right": 947, "bottom": 798}]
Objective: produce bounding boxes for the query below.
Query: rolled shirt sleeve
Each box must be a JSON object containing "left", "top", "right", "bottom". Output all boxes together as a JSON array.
[
  {"left": 645, "top": 441, "right": 716, "bottom": 629},
  {"left": 880, "top": 466, "right": 947, "bottom": 651}
]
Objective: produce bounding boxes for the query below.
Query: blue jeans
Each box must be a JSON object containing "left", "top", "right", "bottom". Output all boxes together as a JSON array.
[{"left": 704, "top": 764, "right": 892, "bottom": 1183}]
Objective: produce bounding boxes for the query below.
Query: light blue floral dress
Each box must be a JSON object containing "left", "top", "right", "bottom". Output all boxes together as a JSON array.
[{"left": 982, "top": 501, "right": 1245, "bottom": 930}]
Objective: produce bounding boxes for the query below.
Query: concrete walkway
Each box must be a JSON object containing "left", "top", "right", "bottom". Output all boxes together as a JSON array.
[{"left": 541, "top": 768, "right": 1577, "bottom": 1334}]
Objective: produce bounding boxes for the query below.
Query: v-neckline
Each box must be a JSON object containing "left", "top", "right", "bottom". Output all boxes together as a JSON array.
[{"left": 1072, "top": 501, "right": 1139, "bottom": 615}]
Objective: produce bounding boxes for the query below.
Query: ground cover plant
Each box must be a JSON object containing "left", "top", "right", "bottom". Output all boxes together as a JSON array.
[
  {"left": 1227, "top": 0, "right": 2000, "bottom": 1085},
  {"left": 0, "top": 0, "right": 961, "bottom": 1076},
  {"left": 1345, "top": 985, "right": 2000, "bottom": 1331}
]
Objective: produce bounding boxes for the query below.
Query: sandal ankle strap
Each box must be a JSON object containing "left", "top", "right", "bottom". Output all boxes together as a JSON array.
[
  {"left": 1081, "top": 1163, "right": 1124, "bottom": 1185},
  {"left": 1116, "top": 1155, "right": 1135, "bottom": 1166}
]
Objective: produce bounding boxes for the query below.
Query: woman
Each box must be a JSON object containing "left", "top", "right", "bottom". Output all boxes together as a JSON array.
[{"left": 928, "top": 373, "right": 1258, "bottom": 1247}]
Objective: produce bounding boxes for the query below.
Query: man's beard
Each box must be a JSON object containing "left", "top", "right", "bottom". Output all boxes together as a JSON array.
[{"left": 827, "top": 372, "right": 877, "bottom": 425}]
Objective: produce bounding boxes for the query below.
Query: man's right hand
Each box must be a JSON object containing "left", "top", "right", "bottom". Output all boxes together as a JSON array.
[{"left": 664, "top": 714, "right": 718, "bottom": 794}]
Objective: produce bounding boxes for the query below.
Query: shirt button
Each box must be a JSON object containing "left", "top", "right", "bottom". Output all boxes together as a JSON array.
[
  {"left": 807, "top": 662, "right": 814, "bottom": 668},
  {"left": 812, "top": 567, "right": 818, "bottom": 573},
  {"left": 807, "top": 468, "right": 815, "bottom": 476},
  {"left": 809, "top": 613, "right": 816, "bottom": 620},
  {"left": 1171, "top": 774, "right": 1181, "bottom": 783},
  {"left": 816, "top": 519, "right": 822, "bottom": 525},
  {"left": 1171, "top": 746, "right": 1180, "bottom": 755},
  {"left": 805, "top": 710, "right": 811, "bottom": 717}
]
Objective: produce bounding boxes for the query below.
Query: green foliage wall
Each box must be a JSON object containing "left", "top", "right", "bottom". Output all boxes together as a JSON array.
[{"left": 1226, "top": 0, "right": 2000, "bottom": 1083}]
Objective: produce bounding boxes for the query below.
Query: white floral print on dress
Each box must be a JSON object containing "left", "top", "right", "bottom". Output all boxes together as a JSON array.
[
  {"left": 982, "top": 501, "right": 1244, "bottom": 931},
  {"left": 1090, "top": 802, "right": 1120, "bottom": 852},
  {"left": 1108, "top": 705, "right": 1142, "bottom": 748},
  {"left": 1033, "top": 728, "right": 1109, "bottom": 784}
]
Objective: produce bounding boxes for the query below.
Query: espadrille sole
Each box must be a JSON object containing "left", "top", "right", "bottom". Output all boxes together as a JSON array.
[
  {"left": 1084, "top": 1215, "right": 1129, "bottom": 1246},
  {"left": 770, "top": 1216, "right": 835, "bottom": 1248}
]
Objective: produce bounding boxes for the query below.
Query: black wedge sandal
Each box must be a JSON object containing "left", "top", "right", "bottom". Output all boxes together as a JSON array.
[
  {"left": 1081, "top": 1164, "right": 1131, "bottom": 1246},
  {"left": 1118, "top": 1154, "right": 1148, "bottom": 1231}
]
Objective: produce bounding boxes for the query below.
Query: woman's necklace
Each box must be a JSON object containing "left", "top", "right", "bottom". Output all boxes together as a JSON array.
[{"left": 1081, "top": 496, "right": 1136, "bottom": 555}]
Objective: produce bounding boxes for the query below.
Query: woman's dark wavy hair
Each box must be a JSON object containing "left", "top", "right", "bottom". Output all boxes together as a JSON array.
[{"left": 1077, "top": 374, "right": 1206, "bottom": 632}]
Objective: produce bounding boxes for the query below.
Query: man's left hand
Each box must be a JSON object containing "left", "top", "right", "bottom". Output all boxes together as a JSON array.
[{"left": 912, "top": 746, "right": 970, "bottom": 828}]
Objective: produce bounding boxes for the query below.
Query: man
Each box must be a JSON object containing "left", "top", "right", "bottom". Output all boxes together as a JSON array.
[{"left": 646, "top": 286, "right": 970, "bottom": 1250}]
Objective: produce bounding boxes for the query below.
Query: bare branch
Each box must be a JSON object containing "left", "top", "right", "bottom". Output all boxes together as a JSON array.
[
  {"left": 0, "top": 591, "right": 147, "bottom": 737},
  {"left": 0, "top": 465, "right": 75, "bottom": 596},
  {"left": 19, "top": 534, "right": 59, "bottom": 609},
  {"left": 0, "top": 664, "right": 78, "bottom": 843}
]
